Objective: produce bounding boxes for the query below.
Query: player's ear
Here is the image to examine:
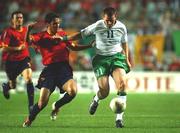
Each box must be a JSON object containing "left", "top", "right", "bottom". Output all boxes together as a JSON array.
[
  {"left": 46, "top": 22, "right": 51, "bottom": 27},
  {"left": 115, "top": 13, "right": 117, "bottom": 18},
  {"left": 101, "top": 12, "right": 105, "bottom": 19},
  {"left": 11, "top": 19, "right": 14, "bottom": 25}
]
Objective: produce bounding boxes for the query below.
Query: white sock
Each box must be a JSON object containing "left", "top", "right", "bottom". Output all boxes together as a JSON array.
[
  {"left": 118, "top": 95, "right": 127, "bottom": 108},
  {"left": 116, "top": 95, "right": 127, "bottom": 121},
  {"left": 94, "top": 94, "right": 99, "bottom": 102},
  {"left": 118, "top": 95, "right": 127, "bottom": 103},
  {"left": 116, "top": 112, "right": 124, "bottom": 121}
]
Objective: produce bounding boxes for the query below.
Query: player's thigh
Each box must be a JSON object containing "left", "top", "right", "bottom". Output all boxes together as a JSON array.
[
  {"left": 61, "top": 79, "right": 77, "bottom": 96},
  {"left": 111, "top": 53, "right": 130, "bottom": 74},
  {"left": 112, "top": 68, "right": 126, "bottom": 89},
  {"left": 97, "top": 76, "right": 110, "bottom": 92}
]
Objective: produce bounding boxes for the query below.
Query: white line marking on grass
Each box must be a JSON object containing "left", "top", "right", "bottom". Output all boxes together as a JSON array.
[{"left": 0, "top": 114, "right": 180, "bottom": 118}]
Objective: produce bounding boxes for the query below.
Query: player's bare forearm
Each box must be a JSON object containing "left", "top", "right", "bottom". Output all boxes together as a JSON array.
[
  {"left": 122, "top": 43, "right": 129, "bottom": 59},
  {"left": 68, "top": 32, "right": 82, "bottom": 41},
  {"left": 53, "top": 32, "right": 82, "bottom": 42},
  {"left": 60, "top": 32, "right": 82, "bottom": 41},
  {"left": 69, "top": 43, "right": 92, "bottom": 51},
  {"left": 122, "top": 43, "right": 131, "bottom": 69},
  {"left": 3, "top": 47, "right": 19, "bottom": 52},
  {"left": 26, "top": 22, "right": 37, "bottom": 43},
  {"left": 2, "top": 44, "right": 25, "bottom": 52},
  {"left": 0, "top": 43, "right": 7, "bottom": 49}
]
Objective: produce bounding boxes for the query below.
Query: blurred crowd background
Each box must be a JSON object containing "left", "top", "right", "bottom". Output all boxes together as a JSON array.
[{"left": 0, "top": 0, "right": 180, "bottom": 71}]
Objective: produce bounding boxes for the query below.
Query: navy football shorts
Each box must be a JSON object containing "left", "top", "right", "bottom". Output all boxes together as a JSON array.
[
  {"left": 5, "top": 57, "right": 31, "bottom": 80},
  {"left": 36, "top": 61, "right": 73, "bottom": 93}
]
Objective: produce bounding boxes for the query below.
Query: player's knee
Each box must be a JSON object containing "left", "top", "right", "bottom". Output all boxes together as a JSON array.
[
  {"left": 118, "top": 80, "right": 126, "bottom": 92},
  {"left": 9, "top": 81, "right": 16, "bottom": 89},
  {"left": 99, "top": 89, "right": 109, "bottom": 99},
  {"left": 38, "top": 101, "right": 48, "bottom": 109},
  {"left": 24, "top": 76, "right": 32, "bottom": 84},
  {"left": 11, "top": 84, "right": 16, "bottom": 89},
  {"left": 68, "top": 88, "right": 77, "bottom": 97}
]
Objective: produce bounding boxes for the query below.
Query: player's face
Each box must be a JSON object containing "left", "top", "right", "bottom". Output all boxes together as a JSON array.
[
  {"left": 50, "top": 18, "right": 61, "bottom": 33},
  {"left": 12, "top": 13, "right": 23, "bottom": 27},
  {"left": 103, "top": 14, "right": 116, "bottom": 28}
]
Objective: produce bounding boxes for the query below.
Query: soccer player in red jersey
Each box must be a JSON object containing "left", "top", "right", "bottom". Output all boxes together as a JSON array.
[
  {"left": 23, "top": 12, "right": 92, "bottom": 127},
  {"left": 0, "top": 11, "right": 34, "bottom": 113}
]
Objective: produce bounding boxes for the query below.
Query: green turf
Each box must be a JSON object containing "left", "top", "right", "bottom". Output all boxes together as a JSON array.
[{"left": 0, "top": 92, "right": 180, "bottom": 133}]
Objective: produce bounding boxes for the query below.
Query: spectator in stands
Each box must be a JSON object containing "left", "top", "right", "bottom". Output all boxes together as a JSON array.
[
  {"left": 140, "top": 40, "right": 158, "bottom": 71},
  {"left": 168, "top": 54, "right": 180, "bottom": 71}
]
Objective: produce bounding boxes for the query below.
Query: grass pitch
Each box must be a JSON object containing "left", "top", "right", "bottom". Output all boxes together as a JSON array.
[{"left": 0, "top": 92, "right": 180, "bottom": 133}]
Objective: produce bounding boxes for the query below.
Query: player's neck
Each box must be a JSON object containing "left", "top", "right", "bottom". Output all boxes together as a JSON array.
[
  {"left": 47, "top": 28, "right": 57, "bottom": 35},
  {"left": 104, "top": 20, "right": 117, "bottom": 29},
  {"left": 12, "top": 25, "right": 23, "bottom": 31}
]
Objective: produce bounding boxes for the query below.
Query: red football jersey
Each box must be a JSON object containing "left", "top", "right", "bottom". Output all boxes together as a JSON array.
[
  {"left": 1, "top": 26, "right": 29, "bottom": 61},
  {"left": 32, "top": 30, "right": 72, "bottom": 66},
  {"left": 0, "top": 35, "right": 2, "bottom": 47}
]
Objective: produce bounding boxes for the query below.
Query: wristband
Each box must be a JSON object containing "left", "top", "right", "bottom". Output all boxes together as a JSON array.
[{"left": 62, "top": 36, "right": 68, "bottom": 41}]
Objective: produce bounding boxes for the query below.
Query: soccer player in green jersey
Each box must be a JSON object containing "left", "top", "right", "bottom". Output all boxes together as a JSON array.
[{"left": 59, "top": 7, "right": 131, "bottom": 128}]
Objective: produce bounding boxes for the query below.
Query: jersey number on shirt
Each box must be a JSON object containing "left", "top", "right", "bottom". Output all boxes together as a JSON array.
[{"left": 107, "top": 30, "right": 114, "bottom": 38}]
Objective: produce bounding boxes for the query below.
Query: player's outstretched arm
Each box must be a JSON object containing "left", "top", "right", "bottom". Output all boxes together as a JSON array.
[
  {"left": 25, "top": 22, "right": 37, "bottom": 43},
  {"left": 68, "top": 40, "right": 95, "bottom": 51},
  {"left": 2, "top": 43, "right": 26, "bottom": 52},
  {"left": 59, "top": 32, "right": 82, "bottom": 41},
  {"left": 122, "top": 42, "right": 131, "bottom": 70}
]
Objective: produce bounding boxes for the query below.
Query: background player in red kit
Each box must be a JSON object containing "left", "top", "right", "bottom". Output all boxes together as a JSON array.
[
  {"left": 0, "top": 11, "right": 34, "bottom": 113},
  {"left": 23, "top": 12, "right": 92, "bottom": 127}
]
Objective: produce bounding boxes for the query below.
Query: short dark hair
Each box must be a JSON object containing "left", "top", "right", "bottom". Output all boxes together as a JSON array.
[
  {"left": 11, "top": 11, "right": 23, "bottom": 19},
  {"left": 103, "top": 7, "right": 117, "bottom": 17},
  {"left": 45, "top": 12, "right": 59, "bottom": 23}
]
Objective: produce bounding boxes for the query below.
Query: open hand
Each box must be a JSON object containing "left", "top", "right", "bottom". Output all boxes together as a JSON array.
[
  {"left": 18, "top": 43, "right": 26, "bottom": 51},
  {"left": 27, "top": 22, "right": 37, "bottom": 31}
]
